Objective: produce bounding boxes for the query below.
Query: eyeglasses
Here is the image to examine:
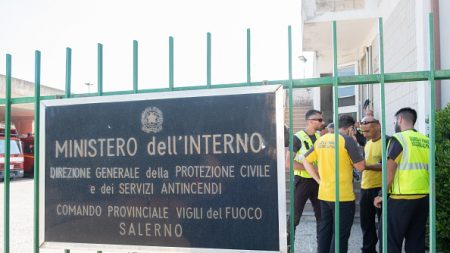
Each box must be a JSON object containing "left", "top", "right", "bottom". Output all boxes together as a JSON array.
[
  {"left": 308, "top": 118, "right": 323, "bottom": 122},
  {"left": 360, "top": 120, "right": 379, "bottom": 125}
]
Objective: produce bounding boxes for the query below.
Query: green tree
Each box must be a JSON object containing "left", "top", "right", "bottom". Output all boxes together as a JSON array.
[{"left": 436, "top": 104, "right": 450, "bottom": 252}]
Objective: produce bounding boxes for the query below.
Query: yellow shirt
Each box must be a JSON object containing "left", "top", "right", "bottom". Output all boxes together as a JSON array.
[
  {"left": 305, "top": 133, "right": 363, "bottom": 202},
  {"left": 361, "top": 139, "right": 382, "bottom": 189}
]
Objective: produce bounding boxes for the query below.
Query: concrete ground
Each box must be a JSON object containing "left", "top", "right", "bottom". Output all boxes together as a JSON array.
[
  {"left": 1, "top": 178, "right": 366, "bottom": 253},
  {"left": 293, "top": 216, "right": 363, "bottom": 253},
  {"left": 1, "top": 178, "right": 90, "bottom": 253}
]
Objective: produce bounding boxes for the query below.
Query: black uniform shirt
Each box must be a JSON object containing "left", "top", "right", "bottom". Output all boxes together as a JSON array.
[{"left": 387, "top": 130, "right": 418, "bottom": 160}]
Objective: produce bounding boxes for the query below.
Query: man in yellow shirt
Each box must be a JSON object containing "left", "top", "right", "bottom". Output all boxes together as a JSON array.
[
  {"left": 374, "top": 107, "right": 429, "bottom": 253},
  {"left": 359, "top": 116, "right": 386, "bottom": 253},
  {"left": 303, "top": 115, "right": 365, "bottom": 253}
]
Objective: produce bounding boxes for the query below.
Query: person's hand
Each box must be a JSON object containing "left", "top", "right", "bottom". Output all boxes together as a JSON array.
[
  {"left": 374, "top": 196, "right": 382, "bottom": 208},
  {"left": 349, "top": 127, "right": 358, "bottom": 142},
  {"left": 349, "top": 126, "right": 356, "bottom": 136}
]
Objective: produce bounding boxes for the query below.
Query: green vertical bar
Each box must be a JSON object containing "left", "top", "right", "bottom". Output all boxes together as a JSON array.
[
  {"left": 287, "top": 26, "right": 295, "bottom": 253},
  {"left": 97, "top": 43, "right": 102, "bottom": 253},
  {"left": 133, "top": 40, "right": 138, "bottom": 93},
  {"left": 428, "top": 13, "right": 436, "bottom": 253},
  {"left": 65, "top": 48, "right": 71, "bottom": 98},
  {"left": 332, "top": 21, "right": 341, "bottom": 252},
  {"left": 34, "top": 50, "right": 41, "bottom": 253},
  {"left": 247, "top": 28, "right": 251, "bottom": 84},
  {"left": 4, "top": 53, "right": 12, "bottom": 253},
  {"left": 288, "top": 27, "right": 292, "bottom": 82},
  {"left": 97, "top": 43, "right": 105, "bottom": 253},
  {"left": 207, "top": 32, "right": 212, "bottom": 88},
  {"left": 98, "top": 43, "right": 103, "bottom": 96},
  {"left": 64, "top": 46, "right": 71, "bottom": 253},
  {"left": 378, "top": 18, "right": 388, "bottom": 253},
  {"left": 169, "top": 36, "right": 174, "bottom": 90}
]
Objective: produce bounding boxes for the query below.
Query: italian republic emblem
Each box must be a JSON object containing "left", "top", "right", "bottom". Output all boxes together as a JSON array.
[{"left": 141, "top": 107, "right": 163, "bottom": 133}]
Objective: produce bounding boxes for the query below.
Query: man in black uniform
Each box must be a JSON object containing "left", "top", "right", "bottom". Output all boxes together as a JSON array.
[
  {"left": 286, "top": 109, "right": 325, "bottom": 251},
  {"left": 374, "top": 107, "right": 430, "bottom": 253}
]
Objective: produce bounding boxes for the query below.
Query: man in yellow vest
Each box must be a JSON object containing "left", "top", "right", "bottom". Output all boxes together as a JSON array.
[
  {"left": 374, "top": 107, "right": 429, "bottom": 253},
  {"left": 359, "top": 115, "right": 386, "bottom": 253},
  {"left": 286, "top": 109, "right": 325, "bottom": 250},
  {"left": 303, "top": 115, "right": 365, "bottom": 253}
]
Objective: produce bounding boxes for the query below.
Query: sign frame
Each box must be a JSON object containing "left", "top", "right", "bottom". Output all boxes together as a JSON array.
[{"left": 39, "top": 85, "right": 287, "bottom": 253}]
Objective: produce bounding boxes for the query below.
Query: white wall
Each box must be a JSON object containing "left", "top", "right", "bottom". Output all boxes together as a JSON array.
[
  {"left": 382, "top": 0, "right": 419, "bottom": 135},
  {"left": 309, "top": 0, "right": 425, "bottom": 135},
  {"left": 440, "top": 0, "right": 450, "bottom": 108},
  {"left": 0, "top": 74, "right": 64, "bottom": 97},
  {"left": 304, "top": 0, "right": 443, "bottom": 132}
]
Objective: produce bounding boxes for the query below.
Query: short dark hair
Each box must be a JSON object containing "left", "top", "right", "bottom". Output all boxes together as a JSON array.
[
  {"left": 339, "top": 115, "right": 355, "bottom": 129},
  {"left": 305, "top": 109, "right": 322, "bottom": 120},
  {"left": 395, "top": 107, "right": 417, "bottom": 125}
]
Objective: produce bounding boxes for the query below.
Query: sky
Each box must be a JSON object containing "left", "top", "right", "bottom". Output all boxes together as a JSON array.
[{"left": 0, "top": 0, "right": 312, "bottom": 93}]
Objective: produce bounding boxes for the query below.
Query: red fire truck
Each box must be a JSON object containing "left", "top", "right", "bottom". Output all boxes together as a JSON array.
[
  {"left": 0, "top": 123, "right": 24, "bottom": 180},
  {"left": 21, "top": 134, "right": 34, "bottom": 175}
]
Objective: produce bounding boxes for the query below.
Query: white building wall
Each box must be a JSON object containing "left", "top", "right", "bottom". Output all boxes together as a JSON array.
[
  {"left": 304, "top": 0, "right": 444, "bottom": 131},
  {"left": 440, "top": 0, "right": 450, "bottom": 108},
  {"left": 382, "top": 0, "right": 418, "bottom": 135},
  {"left": 0, "top": 75, "right": 64, "bottom": 134}
]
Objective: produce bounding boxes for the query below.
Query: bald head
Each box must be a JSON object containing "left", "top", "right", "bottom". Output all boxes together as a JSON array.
[
  {"left": 361, "top": 115, "right": 376, "bottom": 123},
  {"left": 360, "top": 116, "right": 380, "bottom": 140},
  {"left": 365, "top": 109, "right": 374, "bottom": 117}
]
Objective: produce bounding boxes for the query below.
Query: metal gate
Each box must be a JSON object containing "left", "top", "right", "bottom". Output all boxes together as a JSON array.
[{"left": 1, "top": 14, "right": 447, "bottom": 253}]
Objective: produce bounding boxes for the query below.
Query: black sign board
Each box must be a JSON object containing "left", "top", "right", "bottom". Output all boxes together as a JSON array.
[{"left": 40, "top": 86, "right": 286, "bottom": 252}]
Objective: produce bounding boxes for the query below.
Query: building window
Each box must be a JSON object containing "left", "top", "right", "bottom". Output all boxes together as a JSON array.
[{"left": 338, "top": 64, "right": 356, "bottom": 107}]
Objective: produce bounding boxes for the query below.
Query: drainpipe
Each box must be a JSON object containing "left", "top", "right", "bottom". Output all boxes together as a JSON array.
[
  {"left": 367, "top": 46, "right": 373, "bottom": 108},
  {"left": 431, "top": 0, "right": 441, "bottom": 109}
]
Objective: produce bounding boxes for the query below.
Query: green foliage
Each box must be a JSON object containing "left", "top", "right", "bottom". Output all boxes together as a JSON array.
[{"left": 436, "top": 104, "right": 450, "bottom": 252}]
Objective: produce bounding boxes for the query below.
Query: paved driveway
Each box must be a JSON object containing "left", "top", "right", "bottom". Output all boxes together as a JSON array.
[{"left": 1, "top": 179, "right": 365, "bottom": 253}]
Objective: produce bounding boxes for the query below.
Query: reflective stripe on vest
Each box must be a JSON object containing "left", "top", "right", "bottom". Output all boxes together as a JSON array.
[
  {"left": 390, "top": 130, "right": 430, "bottom": 195},
  {"left": 294, "top": 130, "right": 320, "bottom": 178}
]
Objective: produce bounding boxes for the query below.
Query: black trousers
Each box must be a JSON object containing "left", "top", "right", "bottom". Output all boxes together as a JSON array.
[
  {"left": 287, "top": 175, "right": 321, "bottom": 246},
  {"left": 378, "top": 196, "right": 429, "bottom": 253},
  {"left": 318, "top": 200, "right": 355, "bottom": 253},
  {"left": 360, "top": 188, "right": 382, "bottom": 253}
]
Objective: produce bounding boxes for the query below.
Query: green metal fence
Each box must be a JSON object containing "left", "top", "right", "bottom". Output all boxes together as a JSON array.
[{"left": 1, "top": 13, "right": 446, "bottom": 253}]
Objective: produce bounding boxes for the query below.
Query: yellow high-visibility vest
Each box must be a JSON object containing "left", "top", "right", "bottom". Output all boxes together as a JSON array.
[
  {"left": 390, "top": 130, "right": 430, "bottom": 195},
  {"left": 294, "top": 130, "right": 320, "bottom": 178}
]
